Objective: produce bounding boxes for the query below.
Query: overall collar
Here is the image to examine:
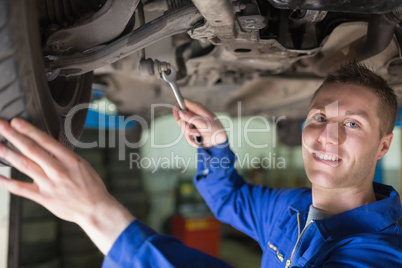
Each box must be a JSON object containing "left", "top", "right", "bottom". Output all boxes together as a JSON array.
[{"left": 288, "top": 183, "right": 402, "bottom": 240}]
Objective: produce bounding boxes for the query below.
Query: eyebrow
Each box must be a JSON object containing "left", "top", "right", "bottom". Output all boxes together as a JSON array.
[
  {"left": 308, "top": 107, "right": 370, "bottom": 121},
  {"left": 344, "top": 110, "right": 370, "bottom": 121},
  {"left": 309, "top": 105, "right": 324, "bottom": 110}
]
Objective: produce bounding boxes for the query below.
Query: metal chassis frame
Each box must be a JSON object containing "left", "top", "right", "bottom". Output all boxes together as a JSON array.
[
  {"left": 46, "top": 0, "right": 139, "bottom": 52},
  {"left": 46, "top": 5, "right": 202, "bottom": 78}
]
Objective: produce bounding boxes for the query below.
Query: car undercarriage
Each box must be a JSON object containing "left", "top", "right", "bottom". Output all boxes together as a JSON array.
[{"left": 1, "top": 0, "right": 402, "bottom": 146}]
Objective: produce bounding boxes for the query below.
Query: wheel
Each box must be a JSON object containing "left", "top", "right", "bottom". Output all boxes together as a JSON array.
[{"left": 0, "top": 0, "right": 93, "bottom": 150}]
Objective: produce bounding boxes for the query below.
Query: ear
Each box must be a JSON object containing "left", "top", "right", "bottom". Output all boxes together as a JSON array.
[{"left": 377, "top": 133, "right": 393, "bottom": 160}]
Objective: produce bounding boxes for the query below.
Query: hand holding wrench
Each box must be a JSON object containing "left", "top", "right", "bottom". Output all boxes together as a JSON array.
[{"left": 161, "top": 67, "right": 203, "bottom": 145}]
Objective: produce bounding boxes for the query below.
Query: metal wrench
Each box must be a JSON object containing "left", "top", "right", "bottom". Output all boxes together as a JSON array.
[
  {"left": 161, "top": 67, "right": 187, "bottom": 111},
  {"left": 161, "top": 66, "right": 203, "bottom": 145}
]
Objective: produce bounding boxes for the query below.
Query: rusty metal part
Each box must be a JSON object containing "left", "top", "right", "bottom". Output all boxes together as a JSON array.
[
  {"left": 46, "top": 0, "right": 139, "bottom": 52},
  {"left": 189, "top": 14, "right": 321, "bottom": 69},
  {"left": 142, "top": 0, "right": 168, "bottom": 12},
  {"left": 37, "top": 0, "right": 106, "bottom": 27},
  {"left": 183, "top": 44, "right": 320, "bottom": 88},
  {"left": 191, "top": 0, "right": 235, "bottom": 37},
  {"left": 236, "top": 1, "right": 267, "bottom": 32},
  {"left": 233, "top": 1, "right": 247, "bottom": 13},
  {"left": 139, "top": 58, "right": 171, "bottom": 77},
  {"left": 289, "top": 10, "right": 327, "bottom": 24},
  {"left": 167, "top": 0, "right": 193, "bottom": 10},
  {"left": 45, "top": 5, "right": 202, "bottom": 77},
  {"left": 391, "top": 6, "right": 402, "bottom": 20},
  {"left": 137, "top": 1, "right": 146, "bottom": 59},
  {"left": 267, "top": 0, "right": 402, "bottom": 14},
  {"left": 237, "top": 15, "right": 267, "bottom": 31},
  {"left": 188, "top": 0, "right": 272, "bottom": 58},
  {"left": 308, "top": 11, "right": 402, "bottom": 76}
]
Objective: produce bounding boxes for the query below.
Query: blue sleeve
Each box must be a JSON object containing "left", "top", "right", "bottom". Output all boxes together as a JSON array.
[
  {"left": 102, "top": 220, "right": 233, "bottom": 268},
  {"left": 193, "top": 141, "right": 287, "bottom": 247}
]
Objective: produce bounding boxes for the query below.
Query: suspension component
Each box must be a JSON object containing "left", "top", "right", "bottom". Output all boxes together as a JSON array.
[
  {"left": 37, "top": 0, "right": 106, "bottom": 27},
  {"left": 139, "top": 58, "right": 171, "bottom": 77},
  {"left": 44, "top": 0, "right": 139, "bottom": 52}
]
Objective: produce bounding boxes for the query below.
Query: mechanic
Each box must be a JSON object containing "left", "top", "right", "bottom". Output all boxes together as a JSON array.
[
  {"left": 0, "top": 62, "right": 399, "bottom": 267},
  {"left": 174, "top": 62, "right": 402, "bottom": 267}
]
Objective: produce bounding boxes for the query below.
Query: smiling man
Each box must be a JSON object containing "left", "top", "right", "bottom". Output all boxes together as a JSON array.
[
  {"left": 303, "top": 82, "right": 393, "bottom": 214},
  {"left": 0, "top": 62, "right": 401, "bottom": 267},
  {"left": 175, "top": 62, "right": 402, "bottom": 267}
]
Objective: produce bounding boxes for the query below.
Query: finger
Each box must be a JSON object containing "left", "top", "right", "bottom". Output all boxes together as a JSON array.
[
  {"left": 178, "top": 116, "right": 201, "bottom": 136},
  {"left": 180, "top": 120, "right": 201, "bottom": 148},
  {"left": 0, "top": 120, "right": 61, "bottom": 172},
  {"left": 184, "top": 133, "right": 199, "bottom": 148},
  {"left": 179, "top": 110, "right": 210, "bottom": 130},
  {"left": 186, "top": 124, "right": 201, "bottom": 137},
  {"left": 172, "top": 103, "right": 181, "bottom": 121},
  {"left": 183, "top": 99, "right": 215, "bottom": 118},
  {"left": 0, "top": 143, "right": 47, "bottom": 183},
  {"left": 0, "top": 175, "right": 41, "bottom": 202},
  {"left": 178, "top": 120, "right": 199, "bottom": 148},
  {"left": 10, "top": 118, "right": 73, "bottom": 161},
  {"left": 177, "top": 116, "right": 189, "bottom": 135}
]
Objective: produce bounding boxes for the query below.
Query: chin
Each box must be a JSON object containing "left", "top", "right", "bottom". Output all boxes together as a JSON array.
[{"left": 306, "top": 169, "right": 342, "bottom": 189}]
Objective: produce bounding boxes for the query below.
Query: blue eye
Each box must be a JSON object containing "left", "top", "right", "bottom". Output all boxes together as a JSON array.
[
  {"left": 314, "top": 115, "right": 326, "bottom": 122},
  {"left": 345, "top": 122, "right": 359, "bottom": 128}
]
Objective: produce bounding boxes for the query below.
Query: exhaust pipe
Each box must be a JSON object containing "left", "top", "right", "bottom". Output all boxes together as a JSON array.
[{"left": 310, "top": 7, "right": 402, "bottom": 76}]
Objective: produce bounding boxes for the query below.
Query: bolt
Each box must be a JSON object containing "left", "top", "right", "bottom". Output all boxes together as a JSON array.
[
  {"left": 45, "top": 69, "right": 60, "bottom": 81},
  {"left": 249, "top": 34, "right": 258, "bottom": 41},
  {"left": 234, "top": 2, "right": 247, "bottom": 12},
  {"left": 50, "top": 41, "right": 64, "bottom": 52},
  {"left": 244, "top": 19, "right": 256, "bottom": 24}
]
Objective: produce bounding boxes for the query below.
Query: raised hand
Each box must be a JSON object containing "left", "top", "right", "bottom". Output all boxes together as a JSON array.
[
  {"left": 172, "top": 99, "right": 227, "bottom": 148},
  {"left": 0, "top": 118, "right": 134, "bottom": 254}
]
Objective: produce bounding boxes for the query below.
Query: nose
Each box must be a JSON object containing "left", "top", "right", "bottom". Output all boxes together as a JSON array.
[{"left": 318, "top": 122, "right": 340, "bottom": 145}]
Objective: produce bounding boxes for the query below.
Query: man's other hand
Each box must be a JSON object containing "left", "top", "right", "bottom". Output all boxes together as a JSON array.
[{"left": 0, "top": 118, "right": 134, "bottom": 254}]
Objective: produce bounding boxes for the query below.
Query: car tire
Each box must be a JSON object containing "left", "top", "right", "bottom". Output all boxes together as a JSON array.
[{"left": 0, "top": 0, "right": 92, "bottom": 150}]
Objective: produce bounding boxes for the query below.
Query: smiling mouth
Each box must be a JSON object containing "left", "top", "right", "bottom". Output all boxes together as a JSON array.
[{"left": 312, "top": 152, "right": 341, "bottom": 162}]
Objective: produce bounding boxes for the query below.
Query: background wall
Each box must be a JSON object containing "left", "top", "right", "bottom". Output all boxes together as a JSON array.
[{"left": 383, "top": 128, "right": 402, "bottom": 192}]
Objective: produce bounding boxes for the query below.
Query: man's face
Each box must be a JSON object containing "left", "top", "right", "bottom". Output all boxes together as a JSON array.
[{"left": 302, "top": 83, "right": 391, "bottom": 190}]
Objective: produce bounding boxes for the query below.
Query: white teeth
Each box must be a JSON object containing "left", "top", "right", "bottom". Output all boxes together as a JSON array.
[{"left": 314, "top": 153, "right": 339, "bottom": 162}]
